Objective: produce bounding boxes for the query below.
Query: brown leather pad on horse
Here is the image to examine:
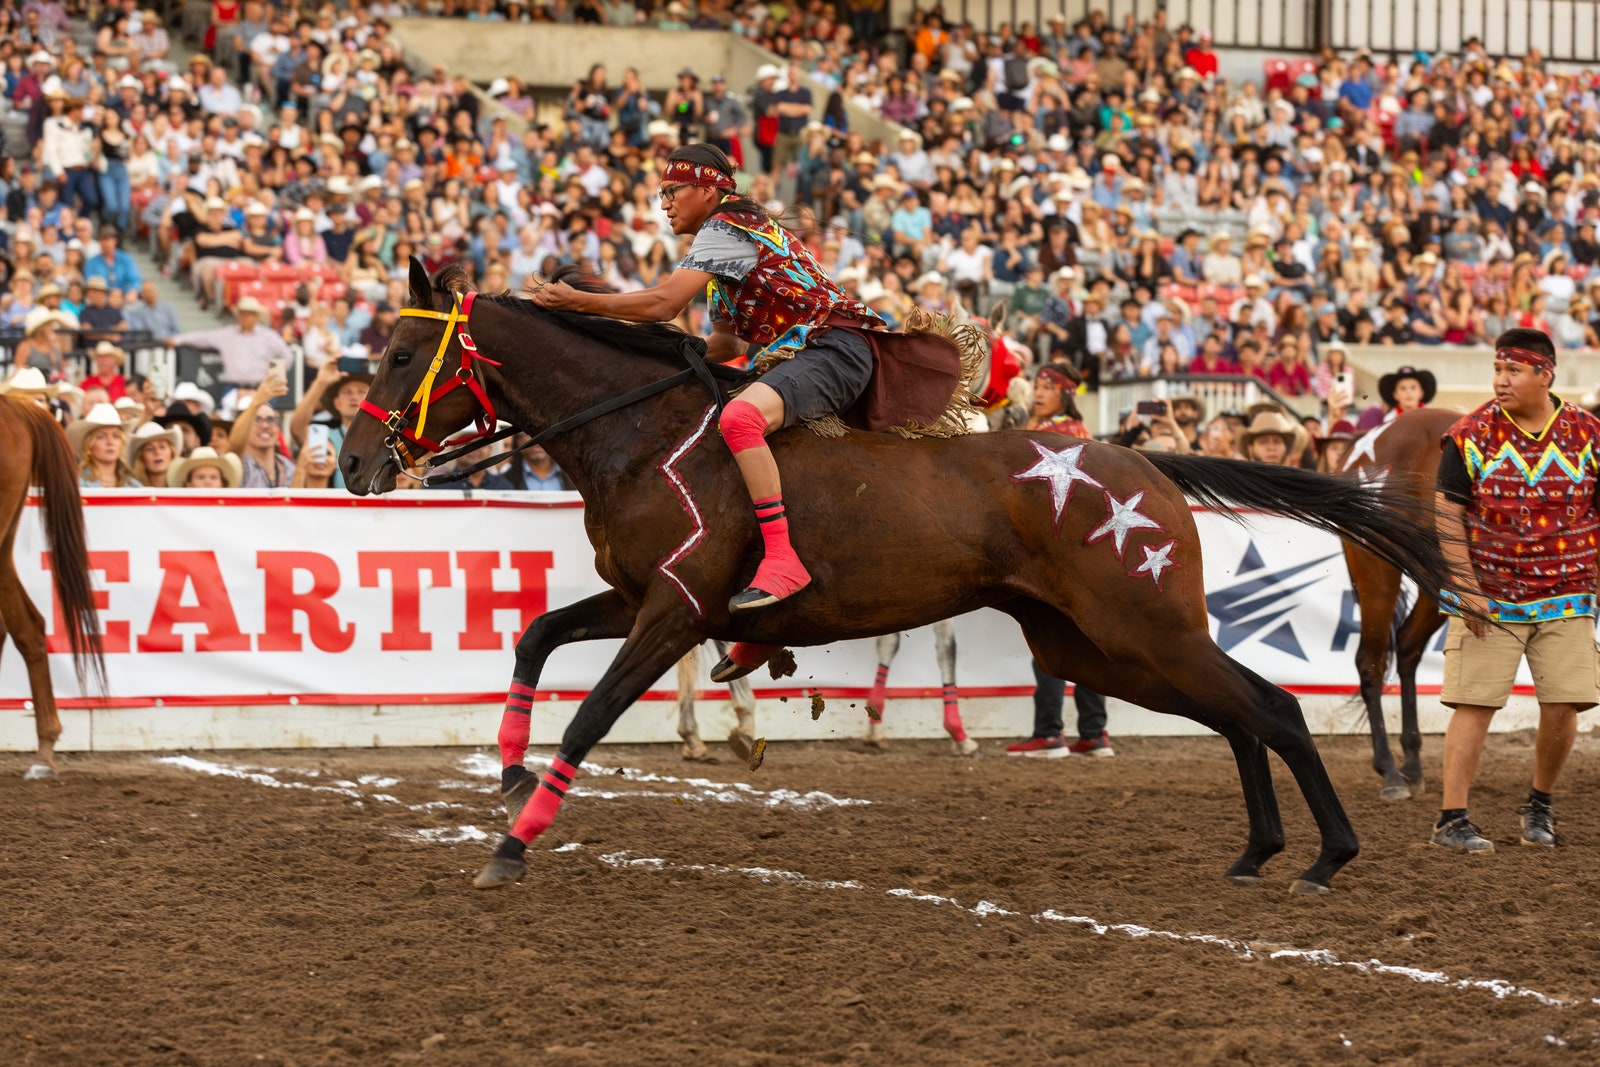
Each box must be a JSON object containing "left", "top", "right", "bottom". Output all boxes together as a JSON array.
[{"left": 822, "top": 313, "right": 964, "bottom": 433}]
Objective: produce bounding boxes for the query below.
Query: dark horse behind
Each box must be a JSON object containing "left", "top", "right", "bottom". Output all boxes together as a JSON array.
[{"left": 341, "top": 262, "right": 1474, "bottom": 895}]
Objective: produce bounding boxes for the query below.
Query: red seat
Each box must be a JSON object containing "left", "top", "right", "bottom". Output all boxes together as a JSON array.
[
  {"left": 260, "top": 263, "right": 303, "bottom": 283},
  {"left": 1170, "top": 284, "right": 1199, "bottom": 306},
  {"left": 1569, "top": 263, "right": 1588, "bottom": 281},
  {"left": 1264, "top": 58, "right": 1292, "bottom": 94},
  {"left": 216, "top": 260, "right": 260, "bottom": 308},
  {"left": 1159, "top": 237, "right": 1176, "bottom": 257},
  {"left": 299, "top": 262, "right": 341, "bottom": 283}
]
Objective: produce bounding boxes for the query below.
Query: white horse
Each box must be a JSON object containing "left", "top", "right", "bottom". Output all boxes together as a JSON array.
[{"left": 676, "top": 640, "right": 757, "bottom": 762}]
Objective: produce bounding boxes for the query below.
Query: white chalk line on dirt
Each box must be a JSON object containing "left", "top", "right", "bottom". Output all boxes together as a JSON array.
[
  {"left": 578, "top": 846, "right": 1600, "bottom": 1013},
  {"left": 156, "top": 753, "right": 870, "bottom": 848}
]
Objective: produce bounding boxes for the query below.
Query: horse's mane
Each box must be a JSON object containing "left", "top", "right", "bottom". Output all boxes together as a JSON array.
[{"left": 427, "top": 263, "right": 707, "bottom": 369}]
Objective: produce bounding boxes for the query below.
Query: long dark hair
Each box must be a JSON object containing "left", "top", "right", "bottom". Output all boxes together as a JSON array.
[{"left": 667, "top": 143, "right": 770, "bottom": 221}]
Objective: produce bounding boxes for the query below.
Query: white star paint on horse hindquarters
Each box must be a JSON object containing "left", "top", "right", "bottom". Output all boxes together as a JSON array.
[
  {"left": 1084, "top": 489, "right": 1164, "bottom": 558},
  {"left": 1342, "top": 418, "right": 1395, "bottom": 471},
  {"left": 1013, "top": 439, "right": 1104, "bottom": 531},
  {"left": 1131, "top": 539, "right": 1180, "bottom": 589}
]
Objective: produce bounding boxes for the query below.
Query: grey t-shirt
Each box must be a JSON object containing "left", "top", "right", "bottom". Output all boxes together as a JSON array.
[{"left": 675, "top": 219, "right": 759, "bottom": 285}]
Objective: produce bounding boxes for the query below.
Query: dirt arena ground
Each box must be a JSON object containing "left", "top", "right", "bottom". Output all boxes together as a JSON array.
[{"left": 3, "top": 728, "right": 1600, "bottom": 1067}]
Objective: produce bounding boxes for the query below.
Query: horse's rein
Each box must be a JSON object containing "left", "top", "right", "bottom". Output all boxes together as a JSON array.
[{"left": 358, "top": 290, "right": 504, "bottom": 471}]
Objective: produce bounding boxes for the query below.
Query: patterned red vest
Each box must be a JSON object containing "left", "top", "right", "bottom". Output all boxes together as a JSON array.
[
  {"left": 703, "top": 209, "right": 881, "bottom": 359},
  {"left": 1445, "top": 398, "right": 1600, "bottom": 621}
]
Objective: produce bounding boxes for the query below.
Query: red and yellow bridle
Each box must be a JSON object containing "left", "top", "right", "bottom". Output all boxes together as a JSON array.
[{"left": 359, "top": 291, "right": 503, "bottom": 466}]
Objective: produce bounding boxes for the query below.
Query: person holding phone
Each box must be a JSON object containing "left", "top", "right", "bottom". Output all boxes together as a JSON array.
[
  {"left": 289, "top": 359, "right": 372, "bottom": 491},
  {"left": 227, "top": 371, "right": 294, "bottom": 488}
]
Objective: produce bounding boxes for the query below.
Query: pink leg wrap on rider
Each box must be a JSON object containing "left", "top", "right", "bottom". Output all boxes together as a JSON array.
[
  {"left": 718, "top": 399, "right": 770, "bottom": 454},
  {"left": 509, "top": 757, "right": 579, "bottom": 845}
]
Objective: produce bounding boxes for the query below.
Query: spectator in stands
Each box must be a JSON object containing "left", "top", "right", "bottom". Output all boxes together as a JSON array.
[
  {"left": 84, "top": 225, "right": 140, "bottom": 297},
  {"left": 228, "top": 372, "right": 293, "bottom": 488},
  {"left": 123, "top": 281, "right": 180, "bottom": 342},
  {"left": 155, "top": 400, "right": 213, "bottom": 457},
  {"left": 503, "top": 441, "right": 574, "bottom": 491},
  {"left": 16, "top": 306, "right": 65, "bottom": 374},
  {"left": 79, "top": 341, "right": 129, "bottom": 402},
  {"left": 1239, "top": 409, "right": 1307, "bottom": 467},
  {"left": 77, "top": 277, "right": 126, "bottom": 341},
  {"left": 169, "top": 296, "right": 292, "bottom": 388},
  {"left": 71, "top": 402, "right": 140, "bottom": 488},
  {"left": 168, "top": 447, "right": 242, "bottom": 489},
  {"left": 289, "top": 362, "right": 369, "bottom": 490},
  {"left": 125, "top": 421, "right": 182, "bottom": 487}
]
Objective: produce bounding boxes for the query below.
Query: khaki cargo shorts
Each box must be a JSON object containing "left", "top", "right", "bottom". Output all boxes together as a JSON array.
[{"left": 1440, "top": 614, "right": 1600, "bottom": 710}]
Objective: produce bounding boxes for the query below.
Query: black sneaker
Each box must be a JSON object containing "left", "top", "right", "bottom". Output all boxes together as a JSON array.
[
  {"left": 1519, "top": 803, "right": 1556, "bottom": 847},
  {"left": 1430, "top": 815, "right": 1495, "bottom": 853}
]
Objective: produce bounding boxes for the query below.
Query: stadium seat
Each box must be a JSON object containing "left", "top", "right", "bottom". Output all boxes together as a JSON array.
[
  {"left": 261, "top": 263, "right": 303, "bottom": 283},
  {"left": 1264, "top": 59, "right": 1292, "bottom": 94},
  {"left": 216, "top": 261, "right": 261, "bottom": 308}
]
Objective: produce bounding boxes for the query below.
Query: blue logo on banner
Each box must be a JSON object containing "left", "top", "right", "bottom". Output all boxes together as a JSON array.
[{"left": 1205, "top": 542, "right": 1339, "bottom": 661}]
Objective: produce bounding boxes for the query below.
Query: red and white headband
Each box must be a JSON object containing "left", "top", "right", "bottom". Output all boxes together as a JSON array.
[
  {"left": 662, "top": 158, "right": 736, "bottom": 191},
  {"left": 1496, "top": 346, "right": 1555, "bottom": 372}
]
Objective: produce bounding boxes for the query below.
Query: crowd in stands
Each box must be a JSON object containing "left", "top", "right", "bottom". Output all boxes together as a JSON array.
[{"left": 5, "top": 0, "right": 1599, "bottom": 485}]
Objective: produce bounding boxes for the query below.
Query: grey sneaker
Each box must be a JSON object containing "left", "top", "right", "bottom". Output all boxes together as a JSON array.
[
  {"left": 1431, "top": 815, "right": 1495, "bottom": 853},
  {"left": 1519, "top": 804, "right": 1556, "bottom": 847}
]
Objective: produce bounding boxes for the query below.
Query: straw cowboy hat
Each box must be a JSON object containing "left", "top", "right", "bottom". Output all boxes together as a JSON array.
[
  {"left": 1238, "top": 409, "right": 1310, "bottom": 455},
  {"left": 234, "top": 295, "right": 269, "bottom": 317},
  {"left": 167, "top": 447, "right": 243, "bottom": 488},
  {"left": 124, "top": 420, "right": 183, "bottom": 468},
  {"left": 1377, "top": 365, "right": 1438, "bottom": 407},
  {"left": 66, "top": 402, "right": 127, "bottom": 457},
  {"left": 0, "top": 366, "right": 61, "bottom": 398},
  {"left": 90, "top": 340, "right": 126, "bottom": 364}
]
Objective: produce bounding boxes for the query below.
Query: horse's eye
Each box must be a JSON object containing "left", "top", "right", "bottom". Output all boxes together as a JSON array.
[{"left": 392, "top": 349, "right": 412, "bottom": 367}]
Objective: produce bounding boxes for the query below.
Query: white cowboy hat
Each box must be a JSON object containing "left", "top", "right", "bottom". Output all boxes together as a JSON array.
[
  {"left": 66, "top": 402, "right": 127, "bottom": 457},
  {"left": 171, "top": 381, "right": 217, "bottom": 415},
  {"left": 90, "top": 340, "right": 126, "bottom": 362},
  {"left": 0, "top": 366, "right": 61, "bottom": 398},
  {"left": 646, "top": 119, "right": 678, "bottom": 139},
  {"left": 325, "top": 176, "right": 354, "bottom": 196},
  {"left": 234, "top": 296, "right": 268, "bottom": 316},
  {"left": 23, "top": 306, "right": 61, "bottom": 337},
  {"left": 856, "top": 279, "right": 888, "bottom": 304},
  {"left": 487, "top": 77, "right": 510, "bottom": 97},
  {"left": 167, "top": 446, "right": 243, "bottom": 488},
  {"left": 124, "top": 420, "right": 183, "bottom": 467}
]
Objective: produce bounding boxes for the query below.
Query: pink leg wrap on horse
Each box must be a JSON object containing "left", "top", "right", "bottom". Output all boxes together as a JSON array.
[
  {"left": 867, "top": 664, "right": 889, "bottom": 717},
  {"left": 727, "top": 641, "right": 780, "bottom": 669},
  {"left": 718, "top": 399, "right": 769, "bottom": 454},
  {"left": 497, "top": 681, "right": 536, "bottom": 769},
  {"left": 509, "top": 757, "right": 578, "bottom": 844},
  {"left": 942, "top": 684, "right": 968, "bottom": 742}
]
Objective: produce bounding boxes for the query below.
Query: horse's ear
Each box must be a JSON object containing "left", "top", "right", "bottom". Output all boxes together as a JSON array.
[
  {"left": 408, "top": 257, "right": 432, "bottom": 308},
  {"left": 987, "top": 299, "right": 1009, "bottom": 331},
  {"left": 949, "top": 292, "right": 967, "bottom": 324}
]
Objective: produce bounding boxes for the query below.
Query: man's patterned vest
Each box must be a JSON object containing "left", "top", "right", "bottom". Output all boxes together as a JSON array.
[
  {"left": 1445, "top": 398, "right": 1600, "bottom": 622},
  {"left": 703, "top": 209, "right": 881, "bottom": 362}
]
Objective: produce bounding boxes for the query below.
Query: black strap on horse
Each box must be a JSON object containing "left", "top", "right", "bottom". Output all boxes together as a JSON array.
[{"left": 423, "top": 337, "right": 735, "bottom": 487}]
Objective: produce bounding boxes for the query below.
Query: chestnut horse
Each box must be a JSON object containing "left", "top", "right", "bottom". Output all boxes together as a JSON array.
[
  {"left": 340, "top": 263, "right": 1468, "bottom": 895},
  {"left": 1339, "top": 408, "right": 1459, "bottom": 800},
  {"left": 0, "top": 396, "right": 104, "bottom": 777}
]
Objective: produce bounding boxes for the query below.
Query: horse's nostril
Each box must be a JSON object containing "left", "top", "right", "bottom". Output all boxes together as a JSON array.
[{"left": 345, "top": 454, "right": 362, "bottom": 476}]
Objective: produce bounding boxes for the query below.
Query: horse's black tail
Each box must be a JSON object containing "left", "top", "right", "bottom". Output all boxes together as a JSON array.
[{"left": 1144, "top": 452, "right": 1473, "bottom": 615}]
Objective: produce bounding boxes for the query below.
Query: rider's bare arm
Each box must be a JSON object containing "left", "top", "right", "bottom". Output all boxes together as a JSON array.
[{"left": 534, "top": 267, "right": 712, "bottom": 324}]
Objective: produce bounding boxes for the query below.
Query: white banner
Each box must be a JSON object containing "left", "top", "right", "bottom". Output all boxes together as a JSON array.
[{"left": 2, "top": 489, "right": 1471, "bottom": 710}]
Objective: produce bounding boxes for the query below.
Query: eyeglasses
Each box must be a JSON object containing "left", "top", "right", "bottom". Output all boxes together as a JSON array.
[{"left": 659, "top": 183, "right": 698, "bottom": 204}]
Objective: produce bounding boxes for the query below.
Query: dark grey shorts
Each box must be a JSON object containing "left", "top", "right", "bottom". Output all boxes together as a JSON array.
[{"left": 759, "top": 327, "right": 875, "bottom": 428}]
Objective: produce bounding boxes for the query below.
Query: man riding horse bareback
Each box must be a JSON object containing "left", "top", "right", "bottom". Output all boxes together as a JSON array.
[{"left": 531, "top": 143, "right": 965, "bottom": 614}]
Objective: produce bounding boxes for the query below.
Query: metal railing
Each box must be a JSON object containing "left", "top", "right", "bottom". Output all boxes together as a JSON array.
[
  {"left": 1326, "top": 0, "right": 1600, "bottom": 63},
  {"left": 890, "top": 0, "right": 1315, "bottom": 49}
]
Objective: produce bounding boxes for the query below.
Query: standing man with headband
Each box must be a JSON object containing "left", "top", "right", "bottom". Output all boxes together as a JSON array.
[
  {"left": 531, "top": 143, "right": 884, "bottom": 613},
  {"left": 1431, "top": 327, "right": 1600, "bottom": 852}
]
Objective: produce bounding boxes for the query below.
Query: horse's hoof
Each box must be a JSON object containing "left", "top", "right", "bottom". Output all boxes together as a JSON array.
[
  {"left": 1225, "top": 873, "right": 1262, "bottom": 888},
  {"left": 1404, "top": 775, "right": 1426, "bottom": 796},
  {"left": 1288, "top": 879, "right": 1331, "bottom": 896},
  {"left": 473, "top": 856, "right": 526, "bottom": 890},
  {"left": 502, "top": 775, "right": 537, "bottom": 830},
  {"left": 952, "top": 738, "right": 980, "bottom": 757},
  {"left": 727, "top": 731, "right": 754, "bottom": 763},
  {"left": 1380, "top": 784, "right": 1412, "bottom": 802},
  {"left": 681, "top": 745, "right": 715, "bottom": 763},
  {"left": 23, "top": 763, "right": 56, "bottom": 781}
]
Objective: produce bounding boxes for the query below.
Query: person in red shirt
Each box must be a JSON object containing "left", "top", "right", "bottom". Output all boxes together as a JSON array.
[
  {"left": 1266, "top": 335, "right": 1314, "bottom": 395},
  {"left": 1184, "top": 30, "right": 1218, "bottom": 80},
  {"left": 78, "top": 341, "right": 128, "bottom": 402},
  {"left": 1190, "top": 333, "right": 1241, "bottom": 375}
]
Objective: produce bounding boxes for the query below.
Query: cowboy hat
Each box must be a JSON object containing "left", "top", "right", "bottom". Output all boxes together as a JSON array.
[
  {"left": 66, "top": 402, "right": 127, "bottom": 457},
  {"left": 155, "top": 400, "right": 214, "bottom": 449},
  {"left": 320, "top": 371, "right": 373, "bottom": 415},
  {"left": 1377, "top": 365, "right": 1438, "bottom": 408},
  {"left": 90, "top": 340, "right": 126, "bottom": 363},
  {"left": 167, "top": 447, "right": 243, "bottom": 489},
  {"left": 0, "top": 366, "right": 61, "bottom": 398},
  {"left": 170, "top": 381, "right": 217, "bottom": 416},
  {"left": 1168, "top": 393, "right": 1207, "bottom": 423},
  {"left": 124, "top": 420, "right": 183, "bottom": 468},
  {"left": 1238, "top": 409, "right": 1309, "bottom": 454},
  {"left": 23, "top": 306, "right": 61, "bottom": 336},
  {"left": 234, "top": 296, "right": 269, "bottom": 316},
  {"left": 1314, "top": 419, "right": 1358, "bottom": 451}
]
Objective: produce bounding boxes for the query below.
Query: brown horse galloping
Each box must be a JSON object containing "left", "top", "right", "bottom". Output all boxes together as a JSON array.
[
  {"left": 0, "top": 396, "right": 104, "bottom": 777},
  {"left": 340, "top": 263, "right": 1469, "bottom": 895},
  {"left": 1339, "top": 408, "right": 1459, "bottom": 800}
]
